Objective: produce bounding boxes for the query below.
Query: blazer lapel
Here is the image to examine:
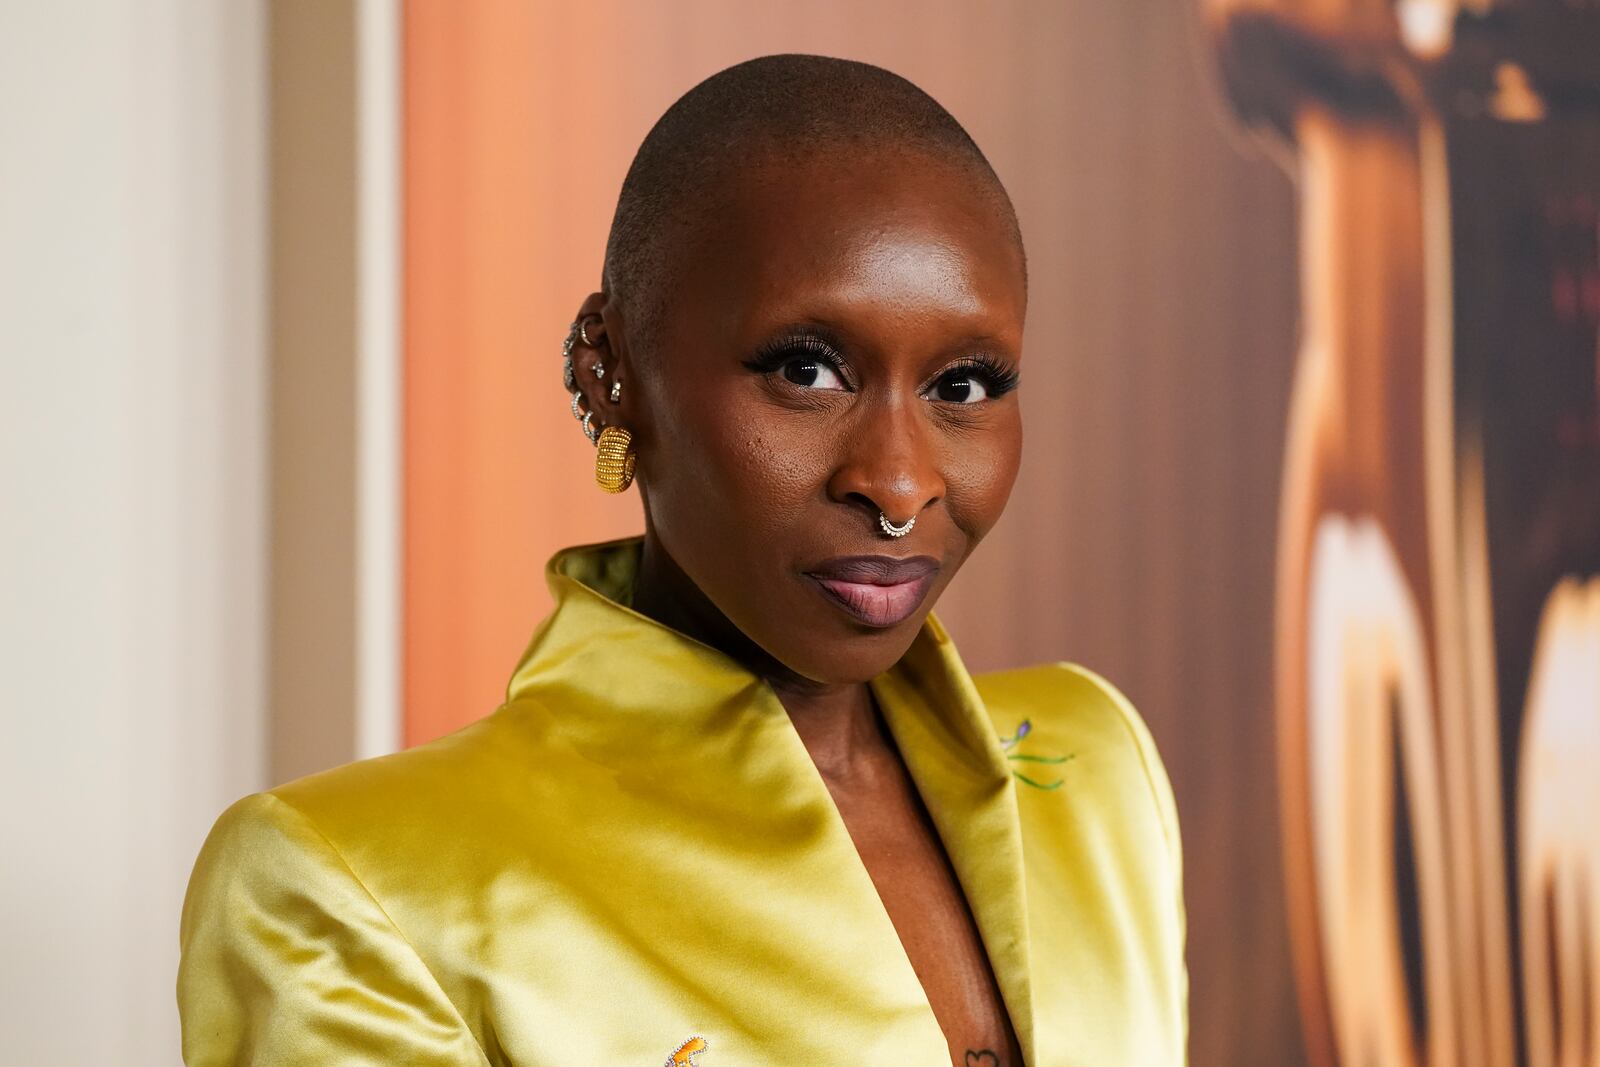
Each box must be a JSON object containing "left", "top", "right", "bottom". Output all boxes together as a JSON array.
[{"left": 872, "top": 613, "right": 1038, "bottom": 1066}]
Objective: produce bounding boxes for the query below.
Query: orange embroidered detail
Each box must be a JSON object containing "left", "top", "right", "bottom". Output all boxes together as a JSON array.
[{"left": 665, "top": 1035, "right": 707, "bottom": 1066}]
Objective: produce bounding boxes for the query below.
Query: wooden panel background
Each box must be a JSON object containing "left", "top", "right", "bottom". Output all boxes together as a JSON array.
[{"left": 403, "top": 2, "right": 1305, "bottom": 1062}]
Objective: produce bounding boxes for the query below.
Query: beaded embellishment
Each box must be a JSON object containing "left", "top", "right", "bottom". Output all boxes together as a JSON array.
[{"left": 999, "top": 719, "right": 1074, "bottom": 790}]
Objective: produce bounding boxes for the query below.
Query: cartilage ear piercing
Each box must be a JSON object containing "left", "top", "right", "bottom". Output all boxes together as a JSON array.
[
  {"left": 609, "top": 378, "right": 623, "bottom": 403},
  {"left": 562, "top": 322, "right": 579, "bottom": 391},
  {"left": 592, "top": 361, "right": 606, "bottom": 380},
  {"left": 578, "top": 318, "right": 596, "bottom": 347}
]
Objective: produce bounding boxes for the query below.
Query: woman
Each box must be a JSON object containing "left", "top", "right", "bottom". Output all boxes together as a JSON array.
[{"left": 179, "top": 55, "right": 1187, "bottom": 1066}]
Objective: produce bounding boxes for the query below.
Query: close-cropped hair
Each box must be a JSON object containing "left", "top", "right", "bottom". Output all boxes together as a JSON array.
[{"left": 602, "top": 52, "right": 1027, "bottom": 354}]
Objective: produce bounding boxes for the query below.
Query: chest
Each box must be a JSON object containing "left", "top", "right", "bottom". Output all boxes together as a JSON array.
[{"left": 828, "top": 759, "right": 1024, "bottom": 1067}]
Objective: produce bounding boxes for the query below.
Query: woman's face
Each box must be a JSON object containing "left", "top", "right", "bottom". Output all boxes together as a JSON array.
[{"left": 599, "top": 146, "right": 1025, "bottom": 686}]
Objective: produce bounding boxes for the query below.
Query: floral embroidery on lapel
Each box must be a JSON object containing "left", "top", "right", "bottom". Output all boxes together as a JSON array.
[
  {"left": 664, "top": 1035, "right": 707, "bottom": 1066},
  {"left": 999, "top": 719, "right": 1074, "bottom": 791}
]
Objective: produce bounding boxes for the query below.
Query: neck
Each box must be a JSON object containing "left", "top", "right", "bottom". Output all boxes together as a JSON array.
[{"left": 631, "top": 528, "right": 890, "bottom": 782}]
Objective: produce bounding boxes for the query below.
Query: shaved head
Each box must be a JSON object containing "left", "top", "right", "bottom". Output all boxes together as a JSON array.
[{"left": 602, "top": 53, "right": 1025, "bottom": 354}]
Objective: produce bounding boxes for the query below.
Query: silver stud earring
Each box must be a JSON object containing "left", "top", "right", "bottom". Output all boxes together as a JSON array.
[
  {"left": 592, "top": 361, "right": 606, "bottom": 380},
  {"left": 609, "top": 378, "right": 622, "bottom": 403}
]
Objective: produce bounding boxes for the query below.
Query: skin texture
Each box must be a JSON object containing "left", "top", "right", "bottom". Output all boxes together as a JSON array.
[{"left": 568, "top": 145, "right": 1027, "bottom": 1065}]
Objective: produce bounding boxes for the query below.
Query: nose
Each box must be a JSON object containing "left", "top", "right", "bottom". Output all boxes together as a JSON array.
[{"left": 825, "top": 396, "right": 946, "bottom": 528}]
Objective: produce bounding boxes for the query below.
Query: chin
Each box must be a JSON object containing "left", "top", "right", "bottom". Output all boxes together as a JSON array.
[{"left": 765, "top": 610, "right": 931, "bottom": 686}]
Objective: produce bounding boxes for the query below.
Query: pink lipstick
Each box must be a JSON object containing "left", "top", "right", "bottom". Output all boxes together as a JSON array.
[{"left": 803, "top": 554, "right": 940, "bottom": 628}]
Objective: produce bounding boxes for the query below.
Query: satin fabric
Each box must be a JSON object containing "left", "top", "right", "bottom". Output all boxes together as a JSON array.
[{"left": 178, "top": 537, "right": 1188, "bottom": 1065}]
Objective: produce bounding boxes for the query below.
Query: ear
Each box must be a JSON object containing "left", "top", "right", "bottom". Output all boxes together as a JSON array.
[{"left": 567, "top": 291, "right": 633, "bottom": 437}]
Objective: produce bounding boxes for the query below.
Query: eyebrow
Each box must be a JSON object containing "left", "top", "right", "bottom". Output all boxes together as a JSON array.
[{"left": 743, "top": 310, "right": 1017, "bottom": 354}]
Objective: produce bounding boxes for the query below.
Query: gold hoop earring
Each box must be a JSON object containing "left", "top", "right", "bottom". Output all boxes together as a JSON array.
[{"left": 594, "top": 425, "right": 636, "bottom": 493}]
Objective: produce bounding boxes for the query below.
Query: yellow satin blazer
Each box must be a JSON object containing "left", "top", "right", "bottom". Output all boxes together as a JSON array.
[{"left": 179, "top": 538, "right": 1188, "bottom": 1065}]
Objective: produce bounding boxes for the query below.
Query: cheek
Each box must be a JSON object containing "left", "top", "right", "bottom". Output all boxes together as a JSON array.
[
  {"left": 641, "top": 382, "right": 832, "bottom": 542},
  {"left": 941, "top": 416, "right": 1022, "bottom": 541},
  {"left": 725, "top": 420, "right": 826, "bottom": 526}
]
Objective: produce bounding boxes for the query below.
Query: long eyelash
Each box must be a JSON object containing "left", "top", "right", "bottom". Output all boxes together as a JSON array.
[
  {"left": 741, "top": 333, "right": 846, "bottom": 376},
  {"left": 942, "top": 354, "right": 1021, "bottom": 398}
]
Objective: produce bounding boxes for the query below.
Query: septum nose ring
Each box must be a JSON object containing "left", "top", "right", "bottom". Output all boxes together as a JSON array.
[{"left": 878, "top": 512, "right": 915, "bottom": 538}]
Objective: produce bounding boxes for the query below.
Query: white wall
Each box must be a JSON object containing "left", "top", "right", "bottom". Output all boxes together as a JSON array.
[{"left": 0, "top": 4, "right": 267, "bottom": 1063}]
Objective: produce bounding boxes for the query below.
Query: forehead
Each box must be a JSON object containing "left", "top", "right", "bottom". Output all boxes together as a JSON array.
[{"left": 669, "top": 145, "right": 1026, "bottom": 348}]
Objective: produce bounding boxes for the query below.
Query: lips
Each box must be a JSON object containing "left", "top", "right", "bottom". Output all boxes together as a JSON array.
[{"left": 803, "top": 554, "right": 941, "bottom": 628}]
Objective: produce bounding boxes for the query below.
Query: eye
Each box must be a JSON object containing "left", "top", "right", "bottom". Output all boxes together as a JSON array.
[
  {"left": 781, "top": 358, "right": 848, "bottom": 390},
  {"left": 931, "top": 372, "right": 990, "bottom": 404},
  {"left": 743, "top": 333, "right": 852, "bottom": 392},
  {"left": 925, "top": 357, "right": 1020, "bottom": 405}
]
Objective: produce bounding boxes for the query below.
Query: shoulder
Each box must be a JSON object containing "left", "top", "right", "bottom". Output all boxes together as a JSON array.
[
  {"left": 182, "top": 790, "right": 337, "bottom": 917},
  {"left": 187, "top": 706, "right": 542, "bottom": 925},
  {"left": 180, "top": 710, "right": 539, "bottom": 1013},
  {"left": 179, "top": 788, "right": 492, "bottom": 1064},
  {"left": 180, "top": 789, "right": 370, "bottom": 964},
  {"left": 972, "top": 664, "right": 1190, "bottom": 1055},
  {"left": 271, "top": 707, "right": 520, "bottom": 818},
  {"left": 974, "top": 662, "right": 1181, "bottom": 862},
  {"left": 973, "top": 661, "right": 1162, "bottom": 772},
  {"left": 265, "top": 702, "right": 554, "bottom": 859}
]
